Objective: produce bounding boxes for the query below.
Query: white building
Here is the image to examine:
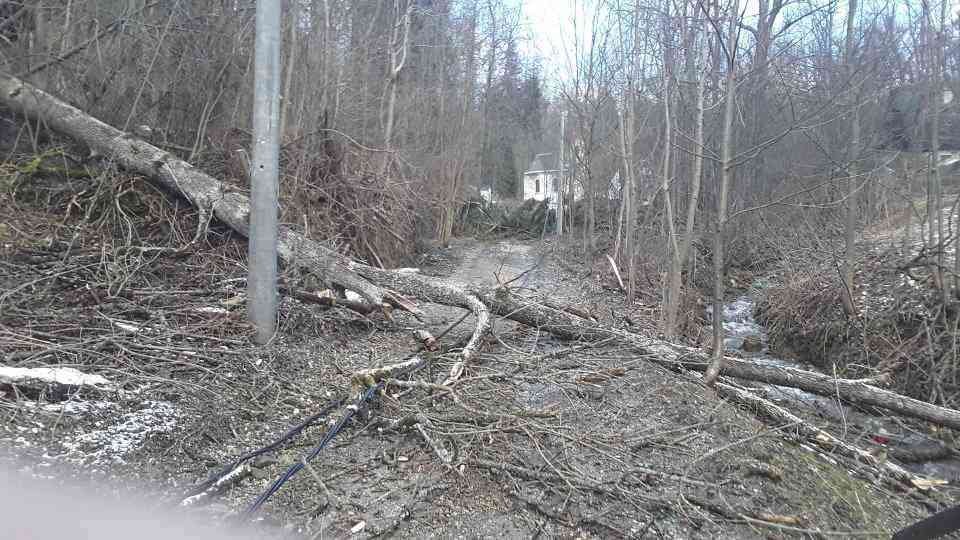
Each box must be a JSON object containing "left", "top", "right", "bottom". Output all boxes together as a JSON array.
[{"left": 521, "top": 153, "right": 582, "bottom": 209}]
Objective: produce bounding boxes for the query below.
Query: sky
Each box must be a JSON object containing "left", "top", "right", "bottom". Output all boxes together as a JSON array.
[
  {"left": 520, "top": 0, "right": 616, "bottom": 95},
  {"left": 519, "top": 0, "right": 576, "bottom": 64},
  {"left": 519, "top": 0, "right": 960, "bottom": 81}
]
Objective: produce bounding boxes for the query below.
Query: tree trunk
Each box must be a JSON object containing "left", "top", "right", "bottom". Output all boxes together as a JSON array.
[
  {"left": 673, "top": 25, "right": 709, "bottom": 327},
  {"left": 841, "top": 0, "right": 859, "bottom": 317},
  {"left": 29, "top": 1, "right": 51, "bottom": 91},
  {"left": 625, "top": 99, "right": 638, "bottom": 304},
  {"left": 660, "top": 71, "right": 680, "bottom": 338},
  {"left": 558, "top": 111, "right": 566, "bottom": 237},
  {"left": 587, "top": 174, "right": 596, "bottom": 253},
  {"left": 279, "top": 0, "right": 299, "bottom": 137},
  {"left": 439, "top": 5, "right": 478, "bottom": 246},
  {"left": 0, "top": 71, "right": 493, "bottom": 368},
  {"left": 614, "top": 106, "right": 632, "bottom": 263},
  {"left": 477, "top": 291, "right": 960, "bottom": 431},
  {"left": 476, "top": 1, "right": 499, "bottom": 199},
  {"left": 928, "top": 0, "right": 948, "bottom": 301},
  {"left": 383, "top": 0, "right": 412, "bottom": 153},
  {"left": 705, "top": 0, "right": 739, "bottom": 387}
]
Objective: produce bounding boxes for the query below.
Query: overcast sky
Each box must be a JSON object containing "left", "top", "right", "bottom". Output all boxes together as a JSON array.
[
  {"left": 519, "top": 0, "right": 574, "bottom": 61},
  {"left": 516, "top": 0, "right": 959, "bottom": 91}
]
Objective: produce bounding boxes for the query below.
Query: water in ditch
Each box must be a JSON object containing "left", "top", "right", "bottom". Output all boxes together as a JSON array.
[{"left": 711, "top": 287, "right": 960, "bottom": 484}]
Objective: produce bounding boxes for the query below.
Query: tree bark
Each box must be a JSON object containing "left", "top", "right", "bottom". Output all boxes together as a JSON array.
[
  {"left": 673, "top": 23, "right": 709, "bottom": 331},
  {"left": 614, "top": 107, "right": 631, "bottom": 263},
  {"left": 712, "top": 377, "right": 926, "bottom": 488},
  {"left": 625, "top": 98, "right": 638, "bottom": 304},
  {"left": 926, "top": 0, "right": 948, "bottom": 301},
  {"left": 660, "top": 72, "right": 680, "bottom": 338},
  {"left": 439, "top": 4, "right": 478, "bottom": 246}
]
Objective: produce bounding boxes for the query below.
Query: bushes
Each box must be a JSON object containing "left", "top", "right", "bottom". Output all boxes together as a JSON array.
[{"left": 457, "top": 197, "right": 552, "bottom": 238}]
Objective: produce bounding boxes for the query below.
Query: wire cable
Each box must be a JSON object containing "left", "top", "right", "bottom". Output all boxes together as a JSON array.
[
  {"left": 244, "top": 382, "right": 383, "bottom": 515},
  {"left": 182, "top": 398, "right": 345, "bottom": 498}
]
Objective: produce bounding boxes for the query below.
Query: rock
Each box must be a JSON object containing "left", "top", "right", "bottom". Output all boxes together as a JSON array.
[{"left": 741, "top": 335, "right": 763, "bottom": 352}]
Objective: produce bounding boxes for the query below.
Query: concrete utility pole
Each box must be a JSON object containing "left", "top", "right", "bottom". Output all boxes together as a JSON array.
[
  {"left": 248, "top": 0, "right": 282, "bottom": 345},
  {"left": 557, "top": 111, "right": 565, "bottom": 237}
]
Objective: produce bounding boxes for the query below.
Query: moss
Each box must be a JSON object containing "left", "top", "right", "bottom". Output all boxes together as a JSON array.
[
  {"left": 795, "top": 452, "right": 890, "bottom": 529},
  {"left": 763, "top": 448, "right": 907, "bottom": 533},
  {"left": 18, "top": 150, "right": 92, "bottom": 179}
]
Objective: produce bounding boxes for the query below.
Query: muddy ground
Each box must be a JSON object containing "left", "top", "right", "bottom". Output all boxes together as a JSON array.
[{"left": 0, "top": 225, "right": 954, "bottom": 538}]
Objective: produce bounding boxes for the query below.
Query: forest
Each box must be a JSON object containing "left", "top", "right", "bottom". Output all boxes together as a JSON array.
[{"left": 2, "top": 0, "right": 960, "bottom": 538}]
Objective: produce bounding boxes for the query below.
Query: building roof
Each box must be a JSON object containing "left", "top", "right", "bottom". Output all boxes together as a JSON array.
[{"left": 525, "top": 153, "right": 559, "bottom": 174}]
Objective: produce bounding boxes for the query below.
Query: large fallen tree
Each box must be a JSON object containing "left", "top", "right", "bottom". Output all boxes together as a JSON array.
[{"left": 4, "top": 72, "right": 960, "bottom": 431}]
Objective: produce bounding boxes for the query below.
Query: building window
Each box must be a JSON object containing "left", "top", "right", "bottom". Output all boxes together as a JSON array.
[
  {"left": 553, "top": 177, "right": 559, "bottom": 193},
  {"left": 535, "top": 178, "right": 541, "bottom": 193}
]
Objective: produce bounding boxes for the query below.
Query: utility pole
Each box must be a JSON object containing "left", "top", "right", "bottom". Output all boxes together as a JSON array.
[
  {"left": 248, "top": 0, "right": 282, "bottom": 345},
  {"left": 557, "top": 111, "right": 566, "bottom": 237}
]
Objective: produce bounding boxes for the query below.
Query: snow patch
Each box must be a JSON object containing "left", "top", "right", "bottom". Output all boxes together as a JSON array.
[
  {"left": 114, "top": 321, "right": 143, "bottom": 334},
  {"left": 21, "top": 400, "right": 118, "bottom": 415},
  {"left": 59, "top": 400, "right": 177, "bottom": 464},
  {"left": 193, "top": 306, "right": 230, "bottom": 315},
  {"left": 0, "top": 366, "right": 113, "bottom": 388}
]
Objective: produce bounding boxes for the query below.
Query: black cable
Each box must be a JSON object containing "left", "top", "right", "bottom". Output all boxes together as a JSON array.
[
  {"left": 893, "top": 504, "right": 960, "bottom": 540},
  {"left": 244, "top": 382, "right": 384, "bottom": 515},
  {"left": 243, "top": 350, "right": 433, "bottom": 515},
  {"left": 183, "top": 398, "right": 344, "bottom": 498}
]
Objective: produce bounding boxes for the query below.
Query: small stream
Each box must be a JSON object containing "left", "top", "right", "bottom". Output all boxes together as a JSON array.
[{"left": 713, "top": 287, "right": 960, "bottom": 483}]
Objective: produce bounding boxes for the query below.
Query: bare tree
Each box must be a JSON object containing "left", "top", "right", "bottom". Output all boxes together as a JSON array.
[
  {"left": 664, "top": 0, "right": 710, "bottom": 339},
  {"left": 382, "top": 0, "right": 413, "bottom": 153},
  {"left": 923, "top": 0, "right": 949, "bottom": 301},
  {"left": 704, "top": 0, "right": 740, "bottom": 387},
  {"left": 659, "top": 0, "right": 681, "bottom": 338},
  {"left": 840, "top": 0, "right": 860, "bottom": 317},
  {"left": 279, "top": 0, "right": 299, "bottom": 136}
]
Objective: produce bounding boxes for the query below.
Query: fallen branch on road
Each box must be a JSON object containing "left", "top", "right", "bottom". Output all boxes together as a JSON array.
[{"left": 479, "top": 290, "right": 960, "bottom": 431}]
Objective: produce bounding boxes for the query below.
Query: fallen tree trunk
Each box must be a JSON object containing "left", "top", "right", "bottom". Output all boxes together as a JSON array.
[
  {"left": 4, "top": 73, "right": 960, "bottom": 431},
  {"left": 479, "top": 291, "right": 960, "bottom": 431},
  {"left": 0, "top": 74, "right": 386, "bottom": 307},
  {"left": 0, "top": 73, "right": 490, "bottom": 375},
  {"left": 711, "top": 378, "right": 931, "bottom": 490}
]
